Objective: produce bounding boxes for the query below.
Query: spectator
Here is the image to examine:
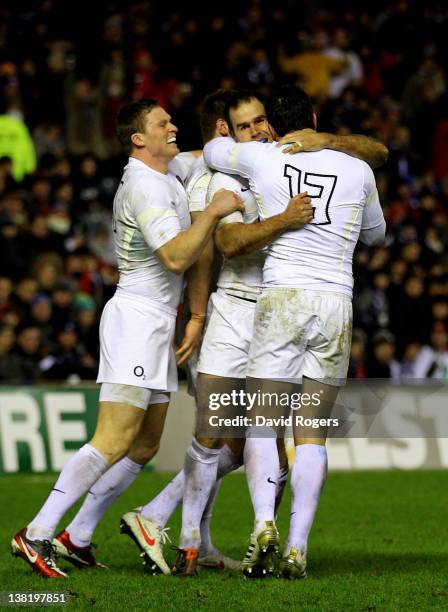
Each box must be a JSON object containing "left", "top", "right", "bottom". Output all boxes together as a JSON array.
[
  {"left": 0, "top": 324, "right": 23, "bottom": 382},
  {"left": 412, "top": 323, "right": 448, "bottom": 379},
  {"left": 41, "top": 322, "right": 97, "bottom": 381},
  {"left": 0, "top": 109, "right": 37, "bottom": 181},
  {"left": 13, "top": 325, "right": 42, "bottom": 383},
  {"left": 366, "top": 330, "right": 401, "bottom": 379},
  {"left": 278, "top": 31, "right": 347, "bottom": 101},
  {"left": 324, "top": 28, "right": 364, "bottom": 99},
  {"left": 348, "top": 329, "right": 367, "bottom": 378}
]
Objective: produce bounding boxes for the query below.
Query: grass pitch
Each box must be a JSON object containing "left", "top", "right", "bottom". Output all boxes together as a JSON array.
[{"left": 1, "top": 470, "right": 448, "bottom": 611}]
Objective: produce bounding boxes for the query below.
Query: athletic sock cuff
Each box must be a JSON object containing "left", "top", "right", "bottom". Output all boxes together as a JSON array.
[
  {"left": 122, "top": 456, "right": 145, "bottom": 475},
  {"left": 187, "top": 438, "right": 221, "bottom": 464}
]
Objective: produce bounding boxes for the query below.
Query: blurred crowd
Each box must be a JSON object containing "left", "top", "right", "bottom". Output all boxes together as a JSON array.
[{"left": 0, "top": 0, "right": 447, "bottom": 383}]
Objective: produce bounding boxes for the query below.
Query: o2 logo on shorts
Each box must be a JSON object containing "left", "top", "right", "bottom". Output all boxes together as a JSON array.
[{"left": 133, "top": 366, "right": 146, "bottom": 380}]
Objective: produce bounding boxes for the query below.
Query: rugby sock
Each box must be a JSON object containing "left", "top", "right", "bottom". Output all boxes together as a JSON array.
[
  {"left": 244, "top": 431, "right": 279, "bottom": 534},
  {"left": 216, "top": 443, "right": 242, "bottom": 478},
  {"left": 141, "top": 470, "right": 185, "bottom": 526},
  {"left": 179, "top": 439, "right": 220, "bottom": 549},
  {"left": 27, "top": 444, "right": 109, "bottom": 542},
  {"left": 200, "top": 444, "right": 242, "bottom": 555},
  {"left": 141, "top": 443, "right": 241, "bottom": 530},
  {"left": 199, "top": 479, "right": 222, "bottom": 554},
  {"left": 200, "top": 445, "right": 242, "bottom": 554},
  {"left": 66, "top": 457, "right": 143, "bottom": 547},
  {"left": 275, "top": 464, "right": 289, "bottom": 516},
  {"left": 285, "top": 444, "right": 328, "bottom": 553}
]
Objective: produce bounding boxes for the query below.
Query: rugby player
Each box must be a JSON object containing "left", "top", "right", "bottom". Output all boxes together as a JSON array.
[
  {"left": 204, "top": 85, "right": 386, "bottom": 578},
  {"left": 119, "top": 90, "right": 312, "bottom": 577},
  {"left": 11, "top": 98, "right": 243, "bottom": 578},
  {"left": 122, "top": 90, "right": 388, "bottom": 578}
]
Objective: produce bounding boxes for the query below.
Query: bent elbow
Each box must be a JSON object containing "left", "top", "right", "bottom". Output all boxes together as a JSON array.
[
  {"left": 360, "top": 231, "right": 386, "bottom": 247},
  {"left": 369, "top": 235, "right": 386, "bottom": 247},
  {"left": 163, "top": 259, "right": 185, "bottom": 275}
]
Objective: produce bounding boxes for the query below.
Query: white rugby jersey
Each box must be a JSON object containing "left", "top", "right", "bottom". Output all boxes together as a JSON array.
[
  {"left": 113, "top": 157, "right": 190, "bottom": 311},
  {"left": 186, "top": 155, "right": 264, "bottom": 300},
  {"left": 204, "top": 138, "right": 385, "bottom": 297},
  {"left": 185, "top": 155, "right": 213, "bottom": 213},
  {"left": 169, "top": 152, "right": 197, "bottom": 184}
]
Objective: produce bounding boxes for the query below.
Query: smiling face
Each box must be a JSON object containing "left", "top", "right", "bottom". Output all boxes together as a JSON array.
[
  {"left": 131, "top": 106, "right": 179, "bottom": 162},
  {"left": 229, "top": 97, "right": 272, "bottom": 143}
]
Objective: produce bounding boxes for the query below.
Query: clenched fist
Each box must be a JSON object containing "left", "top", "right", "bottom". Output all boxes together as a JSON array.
[{"left": 208, "top": 188, "right": 245, "bottom": 219}]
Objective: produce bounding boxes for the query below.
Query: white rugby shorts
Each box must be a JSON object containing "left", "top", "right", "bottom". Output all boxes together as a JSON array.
[
  {"left": 97, "top": 293, "right": 178, "bottom": 391},
  {"left": 247, "top": 288, "right": 352, "bottom": 385},
  {"left": 197, "top": 290, "right": 256, "bottom": 378}
]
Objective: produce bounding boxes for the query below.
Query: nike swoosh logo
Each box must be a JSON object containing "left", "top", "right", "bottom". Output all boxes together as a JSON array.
[
  {"left": 136, "top": 516, "right": 155, "bottom": 546},
  {"left": 267, "top": 477, "right": 277, "bottom": 485},
  {"left": 19, "top": 537, "right": 38, "bottom": 563},
  {"left": 240, "top": 187, "right": 250, "bottom": 192}
]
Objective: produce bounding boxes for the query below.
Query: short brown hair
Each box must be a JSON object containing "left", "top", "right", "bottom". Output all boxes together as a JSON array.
[
  {"left": 199, "top": 89, "right": 236, "bottom": 143},
  {"left": 116, "top": 99, "right": 160, "bottom": 155}
]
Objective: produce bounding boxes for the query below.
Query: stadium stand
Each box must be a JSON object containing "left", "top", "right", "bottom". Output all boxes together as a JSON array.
[{"left": 0, "top": 0, "right": 446, "bottom": 383}]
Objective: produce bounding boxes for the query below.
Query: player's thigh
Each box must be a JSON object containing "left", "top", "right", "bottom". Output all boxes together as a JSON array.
[
  {"left": 196, "top": 373, "right": 245, "bottom": 446},
  {"left": 91, "top": 401, "right": 146, "bottom": 450},
  {"left": 135, "top": 398, "right": 170, "bottom": 447},
  {"left": 293, "top": 377, "right": 340, "bottom": 446},
  {"left": 127, "top": 397, "right": 170, "bottom": 464}
]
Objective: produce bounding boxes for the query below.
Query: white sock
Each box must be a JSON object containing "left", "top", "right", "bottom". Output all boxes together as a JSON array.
[
  {"left": 199, "top": 444, "right": 242, "bottom": 554},
  {"left": 141, "top": 470, "right": 185, "bottom": 526},
  {"left": 244, "top": 430, "right": 279, "bottom": 534},
  {"left": 199, "top": 479, "right": 221, "bottom": 554},
  {"left": 216, "top": 443, "right": 242, "bottom": 479},
  {"left": 27, "top": 444, "right": 109, "bottom": 542},
  {"left": 66, "top": 457, "right": 143, "bottom": 547},
  {"left": 275, "top": 464, "right": 289, "bottom": 515},
  {"left": 285, "top": 444, "right": 328, "bottom": 553},
  {"left": 140, "top": 443, "right": 241, "bottom": 530},
  {"left": 179, "top": 439, "right": 220, "bottom": 549}
]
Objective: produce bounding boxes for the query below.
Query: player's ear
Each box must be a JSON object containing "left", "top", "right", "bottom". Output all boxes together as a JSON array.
[
  {"left": 312, "top": 113, "right": 317, "bottom": 129},
  {"left": 131, "top": 132, "right": 145, "bottom": 148},
  {"left": 216, "top": 118, "right": 229, "bottom": 137}
]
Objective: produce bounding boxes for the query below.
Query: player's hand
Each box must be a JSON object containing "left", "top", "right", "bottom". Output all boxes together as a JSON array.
[
  {"left": 282, "top": 192, "right": 313, "bottom": 228},
  {"left": 277, "top": 129, "right": 330, "bottom": 154},
  {"left": 208, "top": 188, "right": 244, "bottom": 219},
  {"left": 175, "top": 316, "right": 204, "bottom": 366}
]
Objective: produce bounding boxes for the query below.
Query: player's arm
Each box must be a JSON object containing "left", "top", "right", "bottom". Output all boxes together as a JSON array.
[
  {"left": 156, "top": 190, "right": 243, "bottom": 274},
  {"left": 215, "top": 193, "right": 313, "bottom": 258},
  {"left": 176, "top": 212, "right": 214, "bottom": 366},
  {"left": 278, "top": 129, "right": 388, "bottom": 169},
  {"left": 359, "top": 163, "right": 386, "bottom": 246},
  {"left": 203, "top": 137, "right": 262, "bottom": 179}
]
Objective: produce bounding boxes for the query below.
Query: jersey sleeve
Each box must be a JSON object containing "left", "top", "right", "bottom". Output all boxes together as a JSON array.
[
  {"left": 132, "top": 178, "right": 182, "bottom": 251},
  {"left": 187, "top": 170, "right": 211, "bottom": 212},
  {"left": 359, "top": 163, "right": 386, "bottom": 246},
  {"left": 169, "top": 152, "right": 197, "bottom": 184},
  {"left": 207, "top": 172, "right": 244, "bottom": 227},
  {"left": 203, "top": 137, "right": 263, "bottom": 180}
]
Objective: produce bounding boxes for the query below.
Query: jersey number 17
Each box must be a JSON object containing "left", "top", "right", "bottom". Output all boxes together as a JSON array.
[{"left": 284, "top": 164, "right": 337, "bottom": 225}]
